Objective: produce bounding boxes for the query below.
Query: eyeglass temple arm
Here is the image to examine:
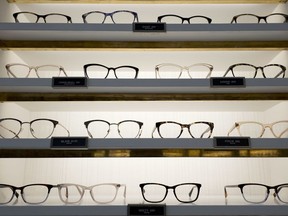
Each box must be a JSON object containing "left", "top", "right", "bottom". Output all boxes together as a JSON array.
[
  {"left": 200, "top": 126, "right": 212, "bottom": 138},
  {"left": 188, "top": 185, "right": 197, "bottom": 197},
  {"left": 60, "top": 67, "right": 68, "bottom": 77},
  {"left": 58, "top": 123, "right": 70, "bottom": 137},
  {"left": 151, "top": 125, "right": 157, "bottom": 138},
  {"left": 227, "top": 123, "right": 238, "bottom": 136},
  {"left": 120, "top": 184, "right": 127, "bottom": 200},
  {"left": 224, "top": 185, "right": 238, "bottom": 198},
  {"left": 279, "top": 128, "right": 288, "bottom": 138},
  {"left": 0, "top": 124, "right": 20, "bottom": 138}
]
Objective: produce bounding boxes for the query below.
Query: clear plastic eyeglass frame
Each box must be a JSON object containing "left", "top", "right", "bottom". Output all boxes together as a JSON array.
[
  {"left": 157, "top": 14, "right": 212, "bottom": 24},
  {"left": 57, "top": 183, "right": 126, "bottom": 204},
  {"left": 139, "top": 183, "right": 201, "bottom": 203},
  {"left": 83, "top": 64, "right": 139, "bottom": 79},
  {"left": 223, "top": 63, "right": 286, "bottom": 78},
  {"left": 0, "top": 118, "right": 70, "bottom": 139},
  {"left": 152, "top": 121, "right": 214, "bottom": 138},
  {"left": 155, "top": 63, "right": 213, "bottom": 79},
  {"left": 82, "top": 10, "right": 139, "bottom": 23},
  {"left": 227, "top": 121, "right": 288, "bottom": 138},
  {"left": 84, "top": 119, "right": 143, "bottom": 138},
  {"left": 6, "top": 64, "right": 68, "bottom": 78},
  {"left": 231, "top": 13, "right": 288, "bottom": 23},
  {"left": 0, "top": 184, "right": 56, "bottom": 205},
  {"left": 224, "top": 183, "right": 288, "bottom": 204},
  {"left": 13, "top": 12, "right": 72, "bottom": 23}
]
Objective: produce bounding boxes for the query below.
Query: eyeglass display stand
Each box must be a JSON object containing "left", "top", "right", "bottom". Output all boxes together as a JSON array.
[{"left": 0, "top": 1, "right": 288, "bottom": 216}]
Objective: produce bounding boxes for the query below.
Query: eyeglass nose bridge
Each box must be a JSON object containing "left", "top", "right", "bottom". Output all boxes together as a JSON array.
[{"left": 106, "top": 68, "right": 118, "bottom": 78}]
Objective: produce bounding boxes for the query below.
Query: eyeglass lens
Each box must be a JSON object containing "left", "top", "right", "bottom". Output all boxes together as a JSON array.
[
  {"left": 140, "top": 183, "right": 200, "bottom": 203},
  {"left": 235, "top": 14, "right": 287, "bottom": 23},
  {"left": 158, "top": 122, "right": 212, "bottom": 138},
  {"left": 0, "top": 185, "right": 14, "bottom": 204},
  {"left": 7, "top": 64, "right": 64, "bottom": 78},
  {"left": 156, "top": 64, "right": 212, "bottom": 79},
  {"left": 85, "top": 120, "right": 142, "bottom": 138},
  {"left": 237, "top": 121, "right": 288, "bottom": 138},
  {"left": 159, "top": 15, "right": 210, "bottom": 24},
  {"left": 228, "top": 64, "right": 285, "bottom": 78},
  {"left": 84, "top": 65, "right": 138, "bottom": 79},
  {"left": 84, "top": 11, "right": 137, "bottom": 23}
]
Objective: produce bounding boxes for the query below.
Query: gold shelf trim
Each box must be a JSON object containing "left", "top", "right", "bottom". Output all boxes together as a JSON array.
[
  {"left": 6, "top": 0, "right": 288, "bottom": 4},
  {"left": 1, "top": 93, "right": 288, "bottom": 102},
  {"left": 1, "top": 41, "right": 288, "bottom": 51},
  {"left": 0, "top": 149, "right": 287, "bottom": 158}
]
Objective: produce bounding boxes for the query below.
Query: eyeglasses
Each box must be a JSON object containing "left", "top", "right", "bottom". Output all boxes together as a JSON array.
[
  {"left": 139, "top": 183, "right": 201, "bottom": 203},
  {"left": 57, "top": 183, "right": 126, "bottom": 204},
  {"left": 82, "top": 10, "right": 139, "bottom": 23},
  {"left": 224, "top": 183, "right": 288, "bottom": 204},
  {"left": 227, "top": 121, "right": 288, "bottom": 138},
  {"left": 152, "top": 121, "right": 214, "bottom": 138},
  {"left": 155, "top": 63, "right": 213, "bottom": 79},
  {"left": 0, "top": 184, "right": 55, "bottom": 204},
  {"left": 6, "top": 64, "right": 68, "bottom": 78},
  {"left": 231, "top": 13, "right": 288, "bottom": 23},
  {"left": 0, "top": 118, "right": 70, "bottom": 139},
  {"left": 157, "top": 14, "right": 212, "bottom": 24},
  {"left": 84, "top": 119, "right": 143, "bottom": 138},
  {"left": 83, "top": 64, "right": 139, "bottom": 79},
  {"left": 13, "top": 12, "right": 72, "bottom": 23},
  {"left": 223, "top": 63, "right": 286, "bottom": 78}
]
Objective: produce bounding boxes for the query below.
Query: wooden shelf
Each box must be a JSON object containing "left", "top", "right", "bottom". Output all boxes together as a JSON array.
[{"left": 6, "top": 0, "right": 288, "bottom": 4}]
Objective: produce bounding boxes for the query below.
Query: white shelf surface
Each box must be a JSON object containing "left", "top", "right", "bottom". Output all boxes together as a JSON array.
[
  {"left": 0, "top": 23, "right": 287, "bottom": 41},
  {"left": 0, "top": 204, "right": 288, "bottom": 216},
  {"left": 0, "top": 78, "right": 287, "bottom": 93},
  {"left": 0, "top": 138, "right": 287, "bottom": 150}
]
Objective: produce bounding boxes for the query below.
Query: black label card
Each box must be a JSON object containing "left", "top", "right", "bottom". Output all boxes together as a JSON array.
[
  {"left": 214, "top": 137, "right": 250, "bottom": 148},
  {"left": 133, "top": 23, "right": 166, "bottom": 32},
  {"left": 51, "top": 137, "right": 88, "bottom": 149},
  {"left": 52, "top": 77, "right": 87, "bottom": 88},
  {"left": 210, "top": 77, "right": 246, "bottom": 88},
  {"left": 128, "top": 204, "right": 166, "bottom": 216}
]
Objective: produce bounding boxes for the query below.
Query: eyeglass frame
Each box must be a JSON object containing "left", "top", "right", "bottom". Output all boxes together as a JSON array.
[
  {"left": 227, "top": 120, "right": 288, "bottom": 138},
  {"left": 0, "top": 183, "right": 56, "bottom": 205},
  {"left": 13, "top": 12, "right": 72, "bottom": 23},
  {"left": 231, "top": 13, "right": 288, "bottom": 23},
  {"left": 0, "top": 118, "right": 70, "bottom": 139},
  {"left": 139, "top": 183, "right": 202, "bottom": 203},
  {"left": 83, "top": 64, "right": 139, "bottom": 79},
  {"left": 82, "top": 10, "right": 139, "bottom": 23},
  {"left": 155, "top": 63, "right": 213, "bottom": 79},
  {"left": 152, "top": 121, "right": 214, "bottom": 138},
  {"left": 157, "top": 14, "right": 212, "bottom": 24},
  {"left": 57, "top": 183, "right": 126, "bottom": 204},
  {"left": 224, "top": 183, "right": 288, "bottom": 204},
  {"left": 223, "top": 63, "right": 286, "bottom": 78},
  {"left": 5, "top": 63, "right": 68, "bottom": 78},
  {"left": 84, "top": 119, "right": 144, "bottom": 138}
]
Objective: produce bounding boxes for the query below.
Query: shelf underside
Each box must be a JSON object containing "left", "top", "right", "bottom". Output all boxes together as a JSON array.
[{"left": 1, "top": 205, "right": 288, "bottom": 216}]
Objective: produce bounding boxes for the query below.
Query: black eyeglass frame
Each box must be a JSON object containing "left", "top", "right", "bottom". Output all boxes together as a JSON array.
[
  {"left": 231, "top": 13, "right": 288, "bottom": 23},
  {"left": 82, "top": 10, "right": 139, "bottom": 24},
  {"left": 224, "top": 183, "right": 288, "bottom": 204},
  {"left": 84, "top": 119, "right": 144, "bottom": 138},
  {"left": 0, "top": 183, "right": 55, "bottom": 205},
  {"left": 139, "top": 183, "right": 202, "bottom": 203},
  {"left": 157, "top": 14, "right": 212, "bottom": 24},
  {"left": 0, "top": 118, "right": 70, "bottom": 139},
  {"left": 223, "top": 63, "right": 286, "bottom": 78},
  {"left": 152, "top": 121, "right": 214, "bottom": 138},
  {"left": 83, "top": 63, "right": 139, "bottom": 79},
  {"left": 13, "top": 12, "right": 72, "bottom": 23}
]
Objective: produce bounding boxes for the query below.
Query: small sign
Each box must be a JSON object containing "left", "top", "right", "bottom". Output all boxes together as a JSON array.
[
  {"left": 214, "top": 137, "right": 250, "bottom": 149},
  {"left": 133, "top": 23, "right": 166, "bottom": 32},
  {"left": 52, "top": 77, "right": 87, "bottom": 88},
  {"left": 210, "top": 77, "right": 246, "bottom": 88},
  {"left": 128, "top": 204, "right": 166, "bottom": 216},
  {"left": 51, "top": 137, "right": 88, "bottom": 149}
]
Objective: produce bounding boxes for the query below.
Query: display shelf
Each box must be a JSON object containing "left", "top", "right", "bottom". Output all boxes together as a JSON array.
[
  {"left": 0, "top": 23, "right": 288, "bottom": 50},
  {"left": 1, "top": 204, "right": 288, "bottom": 216},
  {"left": 6, "top": 0, "right": 288, "bottom": 3}
]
